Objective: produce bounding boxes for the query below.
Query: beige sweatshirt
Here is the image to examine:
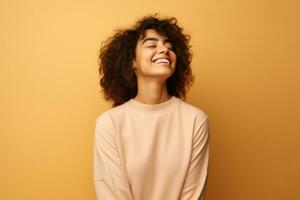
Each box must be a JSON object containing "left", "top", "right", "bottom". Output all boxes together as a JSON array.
[{"left": 93, "top": 96, "right": 210, "bottom": 200}]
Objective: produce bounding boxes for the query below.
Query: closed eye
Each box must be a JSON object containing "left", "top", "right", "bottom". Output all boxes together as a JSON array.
[
  {"left": 145, "top": 43, "right": 173, "bottom": 50},
  {"left": 166, "top": 43, "right": 173, "bottom": 50},
  {"left": 146, "top": 45, "right": 173, "bottom": 50}
]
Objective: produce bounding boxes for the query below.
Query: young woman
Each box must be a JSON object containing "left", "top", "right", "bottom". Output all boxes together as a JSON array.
[{"left": 93, "top": 14, "right": 210, "bottom": 200}]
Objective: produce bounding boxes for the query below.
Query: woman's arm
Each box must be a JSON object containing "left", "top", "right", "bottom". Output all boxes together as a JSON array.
[
  {"left": 93, "top": 113, "right": 134, "bottom": 200},
  {"left": 179, "top": 116, "right": 210, "bottom": 200}
]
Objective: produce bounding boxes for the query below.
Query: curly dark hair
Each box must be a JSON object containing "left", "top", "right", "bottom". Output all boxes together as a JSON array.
[{"left": 98, "top": 13, "right": 194, "bottom": 107}]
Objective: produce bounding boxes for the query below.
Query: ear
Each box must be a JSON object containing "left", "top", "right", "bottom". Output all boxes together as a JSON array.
[{"left": 132, "top": 60, "right": 137, "bottom": 70}]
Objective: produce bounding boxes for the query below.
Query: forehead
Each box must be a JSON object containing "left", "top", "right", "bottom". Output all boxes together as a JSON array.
[{"left": 138, "top": 29, "right": 168, "bottom": 42}]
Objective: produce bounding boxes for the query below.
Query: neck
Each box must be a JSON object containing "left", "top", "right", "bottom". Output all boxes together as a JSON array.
[{"left": 134, "top": 79, "right": 171, "bottom": 104}]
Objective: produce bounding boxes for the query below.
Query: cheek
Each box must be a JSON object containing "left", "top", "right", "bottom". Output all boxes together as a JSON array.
[
  {"left": 142, "top": 51, "right": 155, "bottom": 62},
  {"left": 172, "top": 53, "right": 177, "bottom": 62}
]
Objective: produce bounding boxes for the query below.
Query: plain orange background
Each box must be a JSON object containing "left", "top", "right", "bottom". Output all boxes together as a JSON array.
[{"left": 1, "top": 0, "right": 299, "bottom": 200}]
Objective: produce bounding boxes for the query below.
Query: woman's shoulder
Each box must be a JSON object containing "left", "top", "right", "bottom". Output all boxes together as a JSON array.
[
  {"left": 177, "top": 98, "right": 208, "bottom": 121},
  {"left": 95, "top": 101, "right": 129, "bottom": 124}
]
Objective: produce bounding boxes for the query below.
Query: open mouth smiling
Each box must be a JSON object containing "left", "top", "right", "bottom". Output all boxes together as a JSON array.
[{"left": 152, "top": 58, "right": 170, "bottom": 64}]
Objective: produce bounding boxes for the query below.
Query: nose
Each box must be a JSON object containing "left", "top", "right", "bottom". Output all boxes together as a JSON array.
[{"left": 158, "top": 43, "right": 169, "bottom": 54}]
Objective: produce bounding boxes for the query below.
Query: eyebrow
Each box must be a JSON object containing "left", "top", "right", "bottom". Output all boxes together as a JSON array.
[{"left": 141, "top": 37, "right": 171, "bottom": 45}]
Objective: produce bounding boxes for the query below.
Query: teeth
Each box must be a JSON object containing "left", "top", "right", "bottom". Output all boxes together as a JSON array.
[
  {"left": 157, "top": 58, "right": 169, "bottom": 63},
  {"left": 154, "top": 58, "right": 169, "bottom": 64}
]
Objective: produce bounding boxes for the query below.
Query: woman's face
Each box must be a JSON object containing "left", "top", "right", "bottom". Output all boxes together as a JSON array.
[{"left": 132, "top": 29, "right": 177, "bottom": 81}]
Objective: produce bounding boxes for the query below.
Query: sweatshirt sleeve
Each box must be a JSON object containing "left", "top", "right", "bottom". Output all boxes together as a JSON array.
[
  {"left": 179, "top": 115, "right": 210, "bottom": 200},
  {"left": 93, "top": 113, "right": 134, "bottom": 200}
]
